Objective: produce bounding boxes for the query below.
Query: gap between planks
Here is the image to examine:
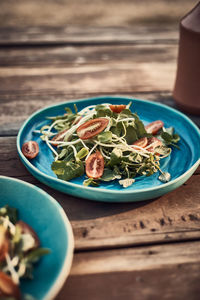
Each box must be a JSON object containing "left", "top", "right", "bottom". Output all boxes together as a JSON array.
[
  {"left": 70, "top": 240, "right": 200, "bottom": 275},
  {"left": 0, "top": 26, "right": 179, "bottom": 46},
  {"left": 56, "top": 241, "right": 200, "bottom": 299}
]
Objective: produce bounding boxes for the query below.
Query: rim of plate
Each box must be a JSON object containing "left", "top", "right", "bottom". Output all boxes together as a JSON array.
[
  {"left": 0, "top": 175, "right": 74, "bottom": 300},
  {"left": 17, "top": 96, "right": 200, "bottom": 195}
]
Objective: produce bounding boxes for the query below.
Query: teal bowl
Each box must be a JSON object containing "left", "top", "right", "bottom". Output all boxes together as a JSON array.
[
  {"left": 17, "top": 96, "right": 200, "bottom": 202},
  {"left": 0, "top": 176, "right": 74, "bottom": 300}
]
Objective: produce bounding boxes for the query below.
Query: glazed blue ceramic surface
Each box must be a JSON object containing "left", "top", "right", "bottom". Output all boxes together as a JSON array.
[
  {"left": 17, "top": 96, "right": 200, "bottom": 202},
  {"left": 0, "top": 176, "right": 74, "bottom": 300}
]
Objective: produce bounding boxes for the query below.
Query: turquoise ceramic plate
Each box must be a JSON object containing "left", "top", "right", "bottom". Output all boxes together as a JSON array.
[
  {"left": 17, "top": 96, "right": 200, "bottom": 202},
  {"left": 0, "top": 176, "right": 74, "bottom": 300}
]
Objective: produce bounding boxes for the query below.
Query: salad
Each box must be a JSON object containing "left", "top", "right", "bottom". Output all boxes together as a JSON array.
[
  {"left": 0, "top": 205, "right": 49, "bottom": 300},
  {"left": 25, "top": 102, "right": 180, "bottom": 188}
]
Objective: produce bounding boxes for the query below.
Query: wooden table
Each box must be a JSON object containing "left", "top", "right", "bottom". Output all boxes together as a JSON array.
[{"left": 0, "top": 6, "right": 200, "bottom": 299}]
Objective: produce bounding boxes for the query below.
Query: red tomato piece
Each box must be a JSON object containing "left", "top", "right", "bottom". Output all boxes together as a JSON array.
[
  {"left": 22, "top": 141, "right": 39, "bottom": 159},
  {"left": 85, "top": 151, "right": 104, "bottom": 179},
  {"left": 145, "top": 120, "right": 164, "bottom": 135},
  {"left": 0, "top": 272, "right": 21, "bottom": 300},
  {"left": 51, "top": 129, "right": 68, "bottom": 146},
  {"left": 147, "top": 137, "right": 163, "bottom": 153},
  {"left": 77, "top": 118, "right": 109, "bottom": 140},
  {"left": 16, "top": 220, "right": 40, "bottom": 250},
  {"left": 132, "top": 137, "right": 148, "bottom": 149},
  {"left": 0, "top": 226, "right": 9, "bottom": 262},
  {"left": 109, "top": 105, "right": 126, "bottom": 113}
]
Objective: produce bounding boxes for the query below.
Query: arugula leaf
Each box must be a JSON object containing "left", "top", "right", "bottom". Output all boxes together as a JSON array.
[
  {"left": 161, "top": 127, "right": 180, "bottom": 148},
  {"left": 100, "top": 168, "right": 121, "bottom": 181},
  {"left": 109, "top": 148, "right": 122, "bottom": 166},
  {"left": 110, "top": 122, "right": 124, "bottom": 137},
  {"left": 133, "top": 113, "right": 148, "bottom": 138},
  {"left": 98, "top": 131, "right": 112, "bottom": 143},
  {"left": 124, "top": 126, "right": 138, "bottom": 144},
  {"left": 52, "top": 160, "right": 84, "bottom": 181},
  {"left": 119, "top": 108, "right": 133, "bottom": 118},
  {"left": 95, "top": 105, "right": 112, "bottom": 117}
]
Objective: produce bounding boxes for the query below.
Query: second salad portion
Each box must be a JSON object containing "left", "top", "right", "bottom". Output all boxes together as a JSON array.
[
  {"left": 30, "top": 102, "right": 180, "bottom": 188},
  {"left": 0, "top": 205, "right": 50, "bottom": 300}
]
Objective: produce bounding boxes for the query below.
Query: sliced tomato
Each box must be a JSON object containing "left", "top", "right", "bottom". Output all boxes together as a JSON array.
[
  {"left": 0, "top": 226, "right": 9, "bottom": 262},
  {"left": 77, "top": 118, "right": 109, "bottom": 140},
  {"left": 147, "top": 137, "right": 163, "bottom": 153},
  {"left": 22, "top": 141, "right": 39, "bottom": 159},
  {"left": 85, "top": 151, "right": 104, "bottom": 179},
  {"left": 0, "top": 272, "right": 21, "bottom": 300},
  {"left": 145, "top": 120, "right": 164, "bottom": 135},
  {"left": 51, "top": 128, "right": 68, "bottom": 146},
  {"left": 16, "top": 220, "right": 40, "bottom": 249},
  {"left": 109, "top": 105, "right": 126, "bottom": 113},
  {"left": 132, "top": 137, "right": 148, "bottom": 149}
]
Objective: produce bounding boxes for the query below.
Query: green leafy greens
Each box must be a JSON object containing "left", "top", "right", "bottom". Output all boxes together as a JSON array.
[
  {"left": 37, "top": 102, "right": 180, "bottom": 188},
  {"left": 0, "top": 205, "right": 50, "bottom": 299}
]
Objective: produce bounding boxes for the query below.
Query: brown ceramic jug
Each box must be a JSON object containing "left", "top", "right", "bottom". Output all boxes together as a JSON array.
[{"left": 173, "top": 2, "right": 200, "bottom": 115}]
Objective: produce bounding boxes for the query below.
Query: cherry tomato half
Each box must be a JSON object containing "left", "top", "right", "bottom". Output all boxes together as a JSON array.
[
  {"left": 109, "top": 105, "right": 126, "bottom": 113},
  {"left": 16, "top": 220, "right": 40, "bottom": 250},
  {"left": 145, "top": 120, "right": 164, "bottom": 135},
  {"left": 77, "top": 118, "right": 109, "bottom": 140},
  {"left": 51, "top": 129, "right": 68, "bottom": 146},
  {"left": 147, "top": 137, "right": 163, "bottom": 153},
  {"left": 22, "top": 141, "right": 39, "bottom": 159},
  {"left": 0, "top": 272, "right": 21, "bottom": 300},
  {"left": 132, "top": 137, "right": 148, "bottom": 149},
  {"left": 85, "top": 151, "right": 104, "bottom": 179},
  {"left": 0, "top": 226, "right": 9, "bottom": 262}
]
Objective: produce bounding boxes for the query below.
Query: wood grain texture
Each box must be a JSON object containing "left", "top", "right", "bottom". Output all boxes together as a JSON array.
[
  {"left": 0, "top": 63, "right": 177, "bottom": 95},
  {"left": 0, "top": 92, "right": 199, "bottom": 136},
  {"left": 0, "top": 26, "right": 179, "bottom": 46},
  {"left": 0, "top": 42, "right": 179, "bottom": 137},
  {"left": 56, "top": 241, "right": 200, "bottom": 300},
  {"left": 0, "top": 45, "right": 177, "bottom": 129},
  {"left": 0, "top": 0, "right": 196, "bottom": 28},
  {"left": 1, "top": 2, "right": 200, "bottom": 298},
  {"left": 1, "top": 136, "right": 200, "bottom": 251},
  {"left": 0, "top": 44, "right": 177, "bottom": 67},
  {"left": 0, "top": 43, "right": 178, "bottom": 130}
]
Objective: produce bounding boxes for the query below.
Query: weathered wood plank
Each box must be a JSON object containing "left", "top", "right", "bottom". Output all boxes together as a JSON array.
[
  {"left": 0, "top": 44, "right": 177, "bottom": 67},
  {"left": 0, "top": 26, "right": 179, "bottom": 46},
  {"left": 0, "top": 64, "right": 177, "bottom": 96},
  {"left": 56, "top": 241, "right": 200, "bottom": 300},
  {"left": 0, "top": 92, "right": 199, "bottom": 136},
  {"left": 0, "top": 43, "right": 178, "bottom": 133},
  {"left": 1, "top": 137, "right": 200, "bottom": 250},
  {"left": 0, "top": 0, "right": 196, "bottom": 30}
]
